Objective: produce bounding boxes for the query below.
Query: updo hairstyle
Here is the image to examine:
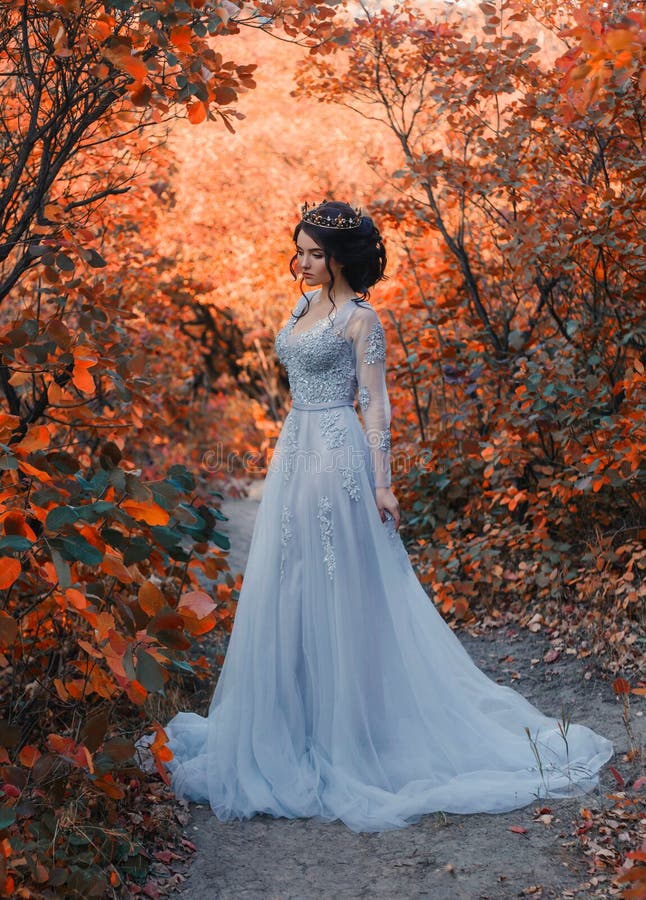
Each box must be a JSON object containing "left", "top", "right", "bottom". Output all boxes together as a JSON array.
[{"left": 289, "top": 201, "right": 387, "bottom": 316}]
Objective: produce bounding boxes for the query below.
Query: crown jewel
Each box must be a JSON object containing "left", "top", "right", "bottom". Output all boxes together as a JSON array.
[{"left": 301, "top": 201, "right": 363, "bottom": 230}]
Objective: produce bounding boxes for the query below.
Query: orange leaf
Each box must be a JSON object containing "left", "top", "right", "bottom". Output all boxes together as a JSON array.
[
  {"left": 0, "top": 560, "right": 21, "bottom": 590},
  {"left": 605, "top": 28, "right": 638, "bottom": 53},
  {"left": 89, "top": 13, "right": 115, "bottom": 42},
  {"left": 72, "top": 355, "right": 97, "bottom": 394},
  {"left": 78, "top": 639, "right": 103, "bottom": 659},
  {"left": 101, "top": 552, "right": 134, "bottom": 583},
  {"left": 178, "top": 590, "right": 216, "bottom": 619},
  {"left": 46, "top": 734, "right": 94, "bottom": 772},
  {"left": 0, "top": 611, "right": 18, "bottom": 646},
  {"left": 54, "top": 678, "right": 69, "bottom": 700},
  {"left": 19, "top": 745, "right": 41, "bottom": 768},
  {"left": 170, "top": 25, "right": 194, "bottom": 53},
  {"left": 17, "top": 459, "right": 52, "bottom": 482},
  {"left": 65, "top": 587, "right": 88, "bottom": 610},
  {"left": 130, "top": 83, "right": 152, "bottom": 106},
  {"left": 122, "top": 499, "right": 170, "bottom": 526},
  {"left": 183, "top": 612, "right": 216, "bottom": 636},
  {"left": 188, "top": 100, "right": 207, "bottom": 124},
  {"left": 1, "top": 510, "right": 38, "bottom": 541},
  {"left": 125, "top": 679, "right": 147, "bottom": 705},
  {"left": 138, "top": 581, "right": 165, "bottom": 616},
  {"left": 149, "top": 722, "right": 173, "bottom": 783},
  {"left": 0, "top": 413, "right": 20, "bottom": 443},
  {"left": 92, "top": 773, "right": 125, "bottom": 799},
  {"left": 106, "top": 47, "right": 148, "bottom": 82},
  {"left": 17, "top": 425, "right": 50, "bottom": 454}
]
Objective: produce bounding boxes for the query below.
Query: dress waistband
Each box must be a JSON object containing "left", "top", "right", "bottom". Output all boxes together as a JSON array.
[{"left": 291, "top": 398, "right": 354, "bottom": 411}]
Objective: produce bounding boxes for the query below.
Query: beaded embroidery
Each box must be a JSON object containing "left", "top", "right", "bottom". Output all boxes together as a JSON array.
[
  {"left": 363, "top": 321, "right": 386, "bottom": 365},
  {"left": 273, "top": 301, "right": 392, "bottom": 496},
  {"left": 320, "top": 409, "right": 348, "bottom": 449},
  {"left": 280, "top": 505, "right": 293, "bottom": 581},
  {"left": 317, "top": 495, "right": 335, "bottom": 580},
  {"left": 282, "top": 413, "right": 299, "bottom": 483},
  {"left": 377, "top": 428, "right": 391, "bottom": 452},
  {"left": 275, "top": 312, "right": 356, "bottom": 406},
  {"left": 341, "top": 466, "right": 360, "bottom": 502}
]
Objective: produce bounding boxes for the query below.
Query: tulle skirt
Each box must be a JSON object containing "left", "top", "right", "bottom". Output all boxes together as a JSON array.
[{"left": 163, "top": 400, "right": 613, "bottom": 833}]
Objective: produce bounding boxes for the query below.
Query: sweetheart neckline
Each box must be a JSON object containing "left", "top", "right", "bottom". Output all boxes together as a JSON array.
[
  {"left": 287, "top": 299, "right": 358, "bottom": 341},
  {"left": 288, "top": 315, "right": 335, "bottom": 341}
]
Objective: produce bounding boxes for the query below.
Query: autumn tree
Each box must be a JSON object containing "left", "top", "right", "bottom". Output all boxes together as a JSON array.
[
  {"left": 0, "top": 0, "right": 347, "bottom": 893},
  {"left": 295, "top": 0, "right": 645, "bottom": 634}
]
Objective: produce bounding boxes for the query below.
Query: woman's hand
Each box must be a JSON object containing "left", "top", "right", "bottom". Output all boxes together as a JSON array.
[{"left": 375, "top": 487, "right": 400, "bottom": 530}]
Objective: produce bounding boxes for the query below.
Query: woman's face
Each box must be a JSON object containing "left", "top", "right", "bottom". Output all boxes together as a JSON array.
[{"left": 295, "top": 230, "right": 342, "bottom": 288}]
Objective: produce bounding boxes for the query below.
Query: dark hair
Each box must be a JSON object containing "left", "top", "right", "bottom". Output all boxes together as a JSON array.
[{"left": 289, "top": 200, "right": 387, "bottom": 317}]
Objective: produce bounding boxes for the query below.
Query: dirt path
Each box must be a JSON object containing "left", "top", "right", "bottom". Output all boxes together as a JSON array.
[{"left": 173, "top": 483, "right": 634, "bottom": 900}]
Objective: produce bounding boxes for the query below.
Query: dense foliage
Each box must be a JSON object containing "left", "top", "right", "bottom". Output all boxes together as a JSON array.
[
  {"left": 0, "top": 0, "right": 643, "bottom": 895},
  {"left": 0, "top": 0, "right": 344, "bottom": 894},
  {"left": 296, "top": 0, "right": 645, "bottom": 657}
]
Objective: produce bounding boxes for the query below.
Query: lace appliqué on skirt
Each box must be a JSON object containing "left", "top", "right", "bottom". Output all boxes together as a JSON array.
[
  {"left": 317, "top": 495, "right": 335, "bottom": 580},
  {"left": 280, "top": 505, "right": 293, "bottom": 582},
  {"left": 320, "top": 409, "right": 348, "bottom": 450}
]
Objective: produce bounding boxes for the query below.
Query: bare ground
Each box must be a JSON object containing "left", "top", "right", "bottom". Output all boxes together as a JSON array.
[{"left": 170, "top": 482, "right": 641, "bottom": 900}]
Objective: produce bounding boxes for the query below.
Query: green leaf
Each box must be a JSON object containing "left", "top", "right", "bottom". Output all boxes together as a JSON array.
[
  {"left": 50, "top": 548, "right": 71, "bottom": 589},
  {"left": 85, "top": 248, "right": 107, "bottom": 268},
  {"left": 46, "top": 506, "right": 81, "bottom": 530},
  {"left": 166, "top": 465, "right": 195, "bottom": 492},
  {"left": 122, "top": 646, "right": 136, "bottom": 682},
  {"left": 135, "top": 648, "right": 165, "bottom": 693},
  {"left": 150, "top": 480, "right": 180, "bottom": 510},
  {"left": 123, "top": 537, "right": 152, "bottom": 565},
  {"left": 212, "top": 530, "right": 230, "bottom": 551},
  {"left": 0, "top": 536, "right": 32, "bottom": 552},
  {"left": 50, "top": 534, "right": 103, "bottom": 566},
  {"left": 77, "top": 500, "right": 115, "bottom": 523},
  {"left": 56, "top": 252, "right": 75, "bottom": 271},
  {"left": 0, "top": 806, "right": 16, "bottom": 829},
  {"left": 101, "top": 527, "right": 128, "bottom": 551},
  {"left": 149, "top": 525, "right": 181, "bottom": 550},
  {"left": 0, "top": 454, "right": 18, "bottom": 471},
  {"left": 169, "top": 659, "right": 194, "bottom": 674}
]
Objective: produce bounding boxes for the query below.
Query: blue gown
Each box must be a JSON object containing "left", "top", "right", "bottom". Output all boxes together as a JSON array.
[{"left": 162, "top": 293, "right": 613, "bottom": 833}]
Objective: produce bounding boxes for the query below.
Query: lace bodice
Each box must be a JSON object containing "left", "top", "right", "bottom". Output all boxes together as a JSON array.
[{"left": 275, "top": 293, "right": 392, "bottom": 488}]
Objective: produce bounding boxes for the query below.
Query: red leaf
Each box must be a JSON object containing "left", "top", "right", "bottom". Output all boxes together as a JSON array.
[{"left": 609, "top": 766, "right": 625, "bottom": 787}]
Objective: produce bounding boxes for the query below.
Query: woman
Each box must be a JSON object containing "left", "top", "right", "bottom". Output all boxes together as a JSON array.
[{"left": 161, "top": 200, "right": 613, "bottom": 833}]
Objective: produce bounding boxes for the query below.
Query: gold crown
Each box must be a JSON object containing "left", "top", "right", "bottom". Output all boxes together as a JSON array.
[{"left": 301, "top": 201, "right": 362, "bottom": 230}]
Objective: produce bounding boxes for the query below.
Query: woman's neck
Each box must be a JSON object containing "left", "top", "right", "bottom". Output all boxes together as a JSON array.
[{"left": 316, "top": 278, "right": 356, "bottom": 305}]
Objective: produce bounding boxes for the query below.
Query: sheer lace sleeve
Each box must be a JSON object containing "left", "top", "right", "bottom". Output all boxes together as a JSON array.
[{"left": 349, "top": 306, "right": 392, "bottom": 489}]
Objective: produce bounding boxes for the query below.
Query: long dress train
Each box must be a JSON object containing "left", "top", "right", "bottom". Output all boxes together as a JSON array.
[{"left": 162, "top": 292, "right": 613, "bottom": 833}]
